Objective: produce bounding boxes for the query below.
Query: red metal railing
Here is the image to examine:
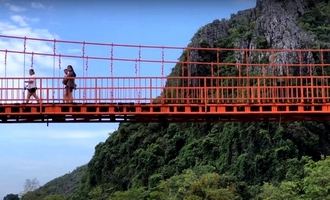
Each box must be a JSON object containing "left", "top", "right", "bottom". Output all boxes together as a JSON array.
[
  {"left": 1, "top": 76, "right": 329, "bottom": 104},
  {"left": 0, "top": 34, "right": 330, "bottom": 122}
]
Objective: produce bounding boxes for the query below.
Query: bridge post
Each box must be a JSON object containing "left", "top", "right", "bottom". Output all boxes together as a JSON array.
[{"left": 204, "top": 77, "right": 207, "bottom": 107}]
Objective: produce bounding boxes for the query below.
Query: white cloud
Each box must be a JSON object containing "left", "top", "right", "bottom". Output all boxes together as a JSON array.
[
  {"left": 31, "top": 2, "right": 45, "bottom": 9},
  {"left": 0, "top": 19, "right": 57, "bottom": 77},
  {"left": 11, "top": 15, "right": 28, "bottom": 27},
  {"left": 0, "top": 8, "right": 78, "bottom": 78},
  {"left": 0, "top": 4, "right": 80, "bottom": 103},
  {"left": 5, "top": 2, "right": 26, "bottom": 12}
]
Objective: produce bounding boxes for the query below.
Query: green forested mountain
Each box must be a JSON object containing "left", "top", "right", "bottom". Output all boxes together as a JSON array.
[
  {"left": 22, "top": 166, "right": 86, "bottom": 200},
  {"left": 21, "top": 0, "right": 330, "bottom": 199}
]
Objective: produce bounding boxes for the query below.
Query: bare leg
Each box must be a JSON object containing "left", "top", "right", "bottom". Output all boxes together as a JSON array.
[
  {"left": 26, "top": 92, "right": 32, "bottom": 103},
  {"left": 67, "top": 88, "right": 74, "bottom": 103},
  {"left": 32, "top": 93, "right": 40, "bottom": 103},
  {"left": 63, "top": 90, "right": 66, "bottom": 103},
  {"left": 64, "top": 88, "right": 70, "bottom": 103},
  {"left": 68, "top": 91, "right": 73, "bottom": 103}
]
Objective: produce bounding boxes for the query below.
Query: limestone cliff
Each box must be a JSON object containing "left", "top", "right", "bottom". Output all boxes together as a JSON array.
[{"left": 183, "top": 0, "right": 324, "bottom": 78}]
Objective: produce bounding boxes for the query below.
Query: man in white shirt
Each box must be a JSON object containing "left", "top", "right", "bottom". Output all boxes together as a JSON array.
[{"left": 25, "top": 69, "right": 40, "bottom": 103}]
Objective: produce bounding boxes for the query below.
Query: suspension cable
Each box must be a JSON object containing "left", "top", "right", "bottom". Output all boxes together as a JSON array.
[
  {"left": 58, "top": 54, "right": 62, "bottom": 102},
  {"left": 53, "top": 39, "right": 56, "bottom": 77},
  {"left": 58, "top": 54, "right": 62, "bottom": 73},
  {"left": 82, "top": 41, "right": 86, "bottom": 102},
  {"left": 4, "top": 50, "right": 8, "bottom": 100},
  {"left": 22, "top": 37, "right": 27, "bottom": 103},
  {"left": 23, "top": 37, "right": 27, "bottom": 79},
  {"left": 4, "top": 50, "right": 7, "bottom": 78},
  {"left": 30, "top": 52, "right": 34, "bottom": 69},
  {"left": 53, "top": 39, "right": 56, "bottom": 102},
  {"left": 161, "top": 47, "right": 164, "bottom": 88},
  {"left": 110, "top": 43, "right": 114, "bottom": 101},
  {"left": 82, "top": 41, "right": 86, "bottom": 77},
  {"left": 85, "top": 56, "right": 89, "bottom": 76},
  {"left": 138, "top": 45, "right": 141, "bottom": 103},
  {"left": 85, "top": 56, "right": 89, "bottom": 103},
  {"left": 135, "top": 57, "right": 138, "bottom": 103}
]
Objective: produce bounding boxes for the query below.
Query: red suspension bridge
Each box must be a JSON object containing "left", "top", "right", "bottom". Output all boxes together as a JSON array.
[{"left": 0, "top": 34, "right": 330, "bottom": 123}]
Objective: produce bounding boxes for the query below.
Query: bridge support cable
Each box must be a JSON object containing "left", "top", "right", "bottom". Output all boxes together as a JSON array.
[
  {"left": 138, "top": 45, "right": 141, "bottom": 104},
  {"left": 22, "top": 37, "right": 27, "bottom": 103},
  {"left": 52, "top": 39, "right": 56, "bottom": 103},
  {"left": 4, "top": 50, "right": 7, "bottom": 77},
  {"left": 215, "top": 49, "right": 220, "bottom": 103},
  {"left": 58, "top": 54, "right": 62, "bottom": 103},
  {"left": 3, "top": 50, "right": 8, "bottom": 102},
  {"left": 183, "top": 48, "right": 190, "bottom": 103},
  {"left": 30, "top": 52, "right": 34, "bottom": 70},
  {"left": 82, "top": 41, "right": 86, "bottom": 103},
  {"left": 110, "top": 43, "right": 114, "bottom": 102},
  {"left": 23, "top": 37, "right": 27, "bottom": 80},
  {"left": 320, "top": 50, "right": 326, "bottom": 101},
  {"left": 134, "top": 58, "right": 138, "bottom": 104},
  {"left": 85, "top": 56, "right": 90, "bottom": 102},
  {"left": 161, "top": 47, "right": 165, "bottom": 87},
  {"left": 270, "top": 50, "right": 276, "bottom": 103},
  {"left": 298, "top": 50, "right": 303, "bottom": 103},
  {"left": 160, "top": 47, "right": 165, "bottom": 104}
]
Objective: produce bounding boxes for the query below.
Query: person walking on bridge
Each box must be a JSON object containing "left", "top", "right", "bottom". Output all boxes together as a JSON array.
[
  {"left": 25, "top": 69, "right": 40, "bottom": 103},
  {"left": 62, "top": 68, "right": 69, "bottom": 103},
  {"left": 64, "top": 65, "right": 76, "bottom": 103}
]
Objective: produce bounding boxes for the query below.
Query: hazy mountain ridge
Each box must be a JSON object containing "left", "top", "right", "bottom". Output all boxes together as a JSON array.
[{"left": 21, "top": 166, "right": 86, "bottom": 200}]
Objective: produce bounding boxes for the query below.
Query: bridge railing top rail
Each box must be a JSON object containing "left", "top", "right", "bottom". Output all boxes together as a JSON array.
[
  {"left": 1, "top": 34, "right": 330, "bottom": 81},
  {"left": 1, "top": 34, "right": 330, "bottom": 52}
]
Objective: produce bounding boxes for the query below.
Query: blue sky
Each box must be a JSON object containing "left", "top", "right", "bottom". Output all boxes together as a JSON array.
[{"left": 0, "top": 0, "right": 256, "bottom": 198}]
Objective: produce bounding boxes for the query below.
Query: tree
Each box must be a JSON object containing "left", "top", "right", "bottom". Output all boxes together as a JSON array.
[
  {"left": 303, "top": 157, "right": 330, "bottom": 199},
  {"left": 110, "top": 188, "right": 146, "bottom": 200},
  {"left": 149, "top": 170, "right": 239, "bottom": 200},
  {"left": 3, "top": 194, "right": 19, "bottom": 200},
  {"left": 259, "top": 157, "right": 330, "bottom": 200},
  {"left": 22, "top": 178, "right": 40, "bottom": 194},
  {"left": 44, "top": 195, "right": 66, "bottom": 200}
]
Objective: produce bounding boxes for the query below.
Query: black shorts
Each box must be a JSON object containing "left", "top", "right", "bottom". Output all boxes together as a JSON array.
[{"left": 28, "top": 88, "right": 37, "bottom": 93}]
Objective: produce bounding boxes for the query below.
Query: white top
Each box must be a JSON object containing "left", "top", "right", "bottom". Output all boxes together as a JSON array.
[{"left": 27, "top": 74, "right": 37, "bottom": 89}]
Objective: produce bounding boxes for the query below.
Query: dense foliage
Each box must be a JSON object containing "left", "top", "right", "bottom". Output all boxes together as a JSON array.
[
  {"left": 258, "top": 157, "right": 330, "bottom": 200},
  {"left": 299, "top": 0, "right": 330, "bottom": 47},
  {"left": 73, "top": 121, "right": 328, "bottom": 200}
]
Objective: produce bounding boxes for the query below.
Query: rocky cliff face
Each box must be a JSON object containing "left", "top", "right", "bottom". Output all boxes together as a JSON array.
[
  {"left": 255, "top": 0, "right": 314, "bottom": 49},
  {"left": 190, "top": 0, "right": 316, "bottom": 50},
  {"left": 183, "top": 0, "right": 321, "bottom": 78}
]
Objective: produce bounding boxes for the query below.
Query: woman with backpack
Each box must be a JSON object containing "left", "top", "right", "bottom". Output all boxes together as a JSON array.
[{"left": 63, "top": 65, "right": 76, "bottom": 103}]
